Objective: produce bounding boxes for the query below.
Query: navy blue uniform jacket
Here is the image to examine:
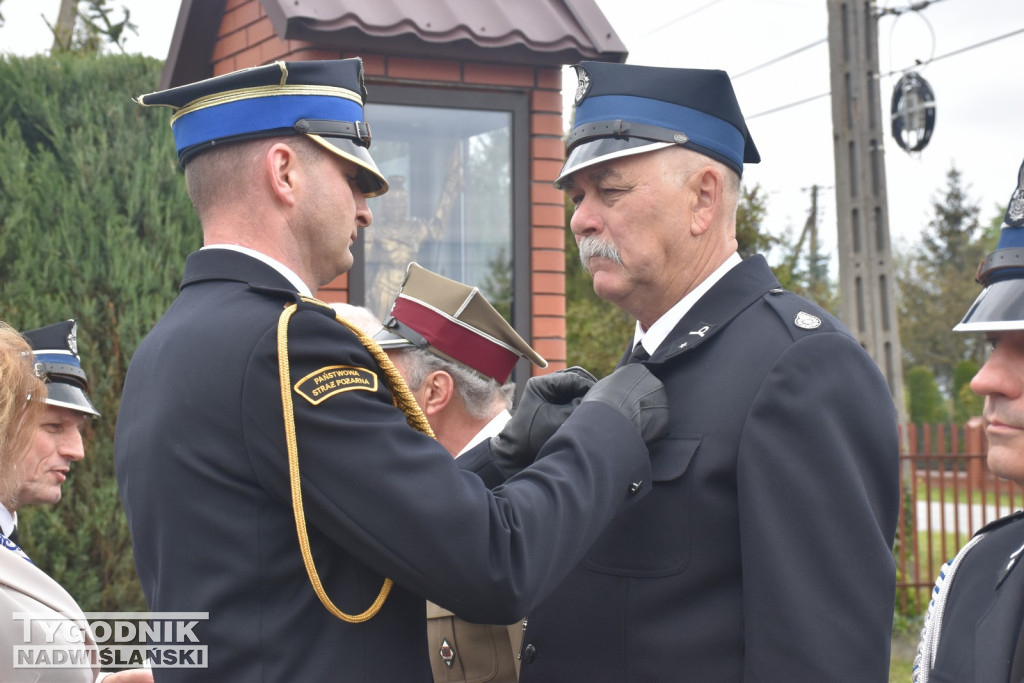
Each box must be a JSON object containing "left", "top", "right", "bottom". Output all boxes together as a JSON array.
[
  {"left": 513, "top": 256, "right": 900, "bottom": 682},
  {"left": 113, "top": 249, "right": 651, "bottom": 682},
  {"left": 928, "top": 511, "right": 1024, "bottom": 682}
]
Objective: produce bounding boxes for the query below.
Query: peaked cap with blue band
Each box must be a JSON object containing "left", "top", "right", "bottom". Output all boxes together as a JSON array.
[
  {"left": 22, "top": 320, "right": 99, "bottom": 417},
  {"left": 955, "top": 156, "right": 1024, "bottom": 332},
  {"left": 557, "top": 61, "right": 760, "bottom": 184},
  {"left": 136, "top": 59, "right": 388, "bottom": 197}
]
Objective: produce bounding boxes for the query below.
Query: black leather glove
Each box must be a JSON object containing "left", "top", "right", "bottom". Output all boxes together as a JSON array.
[
  {"left": 581, "top": 363, "right": 669, "bottom": 444},
  {"left": 489, "top": 366, "right": 597, "bottom": 478}
]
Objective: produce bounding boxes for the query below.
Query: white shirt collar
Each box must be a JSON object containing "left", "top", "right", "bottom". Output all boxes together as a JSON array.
[
  {"left": 202, "top": 244, "right": 312, "bottom": 296},
  {"left": 0, "top": 506, "right": 16, "bottom": 539},
  {"left": 457, "top": 409, "right": 512, "bottom": 457},
  {"left": 632, "top": 252, "right": 742, "bottom": 356}
]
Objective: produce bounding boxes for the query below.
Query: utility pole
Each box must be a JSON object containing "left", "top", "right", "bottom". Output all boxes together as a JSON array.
[
  {"left": 826, "top": 0, "right": 907, "bottom": 424},
  {"left": 789, "top": 186, "right": 817, "bottom": 270}
]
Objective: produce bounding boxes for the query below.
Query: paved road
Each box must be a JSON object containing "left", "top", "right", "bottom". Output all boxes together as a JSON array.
[{"left": 916, "top": 500, "right": 1019, "bottom": 536}]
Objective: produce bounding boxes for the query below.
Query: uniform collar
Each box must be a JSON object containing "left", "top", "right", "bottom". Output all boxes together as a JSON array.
[
  {"left": 458, "top": 409, "right": 512, "bottom": 457},
  {"left": 633, "top": 252, "right": 742, "bottom": 356},
  {"left": 0, "top": 506, "right": 16, "bottom": 539},
  {"left": 182, "top": 247, "right": 301, "bottom": 293},
  {"left": 201, "top": 245, "right": 312, "bottom": 296}
]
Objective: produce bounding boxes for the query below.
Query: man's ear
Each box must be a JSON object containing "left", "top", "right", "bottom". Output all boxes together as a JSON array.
[
  {"left": 690, "top": 166, "right": 724, "bottom": 237},
  {"left": 421, "top": 370, "right": 455, "bottom": 417},
  {"left": 265, "top": 142, "right": 303, "bottom": 208}
]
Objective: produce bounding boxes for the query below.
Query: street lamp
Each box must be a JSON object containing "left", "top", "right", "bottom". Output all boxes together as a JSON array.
[{"left": 891, "top": 71, "right": 936, "bottom": 153}]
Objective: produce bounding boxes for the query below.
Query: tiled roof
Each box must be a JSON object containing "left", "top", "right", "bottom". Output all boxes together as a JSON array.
[
  {"left": 262, "top": 0, "right": 626, "bottom": 65},
  {"left": 160, "top": 0, "right": 626, "bottom": 88}
]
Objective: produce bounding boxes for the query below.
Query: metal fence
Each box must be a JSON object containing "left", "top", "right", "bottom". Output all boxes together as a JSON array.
[{"left": 896, "top": 420, "right": 1024, "bottom": 613}]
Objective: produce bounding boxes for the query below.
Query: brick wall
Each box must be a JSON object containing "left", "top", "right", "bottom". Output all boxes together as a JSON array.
[{"left": 212, "top": 0, "right": 568, "bottom": 373}]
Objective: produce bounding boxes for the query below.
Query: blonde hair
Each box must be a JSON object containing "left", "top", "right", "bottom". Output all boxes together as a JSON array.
[{"left": 0, "top": 322, "right": 46, "bottom": 509}]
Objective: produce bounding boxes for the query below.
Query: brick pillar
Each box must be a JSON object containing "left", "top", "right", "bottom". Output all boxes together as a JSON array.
[{"left": 528, "top": 67, "right": 567, "bottom": 372}]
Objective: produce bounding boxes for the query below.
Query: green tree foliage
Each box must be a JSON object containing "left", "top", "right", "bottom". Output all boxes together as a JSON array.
[
  {"left": 952, "top": 359, "right": 983, "bottom": 423},
  {"left": 955, "top": 381, "right": 984, "bottom": 425},
  {"left": 738, "top": 184, "right": 837, "bottom": 313},
  {"left": 736, "top": 184, "right": 774, "bottom": 259},
  {"left": 905, "top": 365, "right": 949, "bottom": 424},
  {"left": 0, "top": 53, "right": 198, "bottom": 610},
  {"left": 952, "top": 359, "right": 978, "bottom": 404},
  {"left": 897, "top": 164, "right": 992, "bottom": 393},
  {"left": 480, "top": 246, "right": 512, "bottom": 322}
]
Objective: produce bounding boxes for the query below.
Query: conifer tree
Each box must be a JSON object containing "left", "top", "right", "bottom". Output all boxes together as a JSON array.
[
  {"left": 0, "top": 53, "right": 197, "bottom": 610},
  {"left": 897, "top": 164, "right": 995, "bottom": 394}
]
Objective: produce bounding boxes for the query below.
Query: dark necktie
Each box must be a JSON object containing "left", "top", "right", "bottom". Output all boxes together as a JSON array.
[
  {"left": 8, "top": 525, "right": 19, "bottom": 546},
  {"left": 629, "top": 342, "right": 650, "bottom": 363}
]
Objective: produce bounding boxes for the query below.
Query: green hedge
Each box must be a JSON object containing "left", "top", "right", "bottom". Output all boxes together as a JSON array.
[{"left": 0, "top": 53, "right": 198, "bottom": 611}]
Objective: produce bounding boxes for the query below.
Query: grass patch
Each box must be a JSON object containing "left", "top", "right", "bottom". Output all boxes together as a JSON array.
[
  {"left": 890, "top": 649, "right": 914, "bottom": 682},
  {"left": 914, "top": 476, "right": 1024, "bottom": 508}
]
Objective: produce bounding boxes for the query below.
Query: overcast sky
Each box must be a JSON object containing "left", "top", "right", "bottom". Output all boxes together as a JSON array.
[
  {"left": 589, "top": 0, "right": 1024, "bottom": 266},
  {"left": 2, "top": 0, "right": 1022, "bottom": 268}
]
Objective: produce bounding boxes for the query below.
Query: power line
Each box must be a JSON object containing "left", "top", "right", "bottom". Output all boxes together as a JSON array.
[
  {"left": 882, "top": 25, "right": 1024, "bottom": 77},
  {"left": 747, "top": 26, "right": 1024, "bottom": 120},
  {"left": 732, "top": 38, "right": 828, "bottom": 79},
  {"left": 638, "top": 0, "right": 727, "bottom": 38},
  {"left": 748, "top": 92, "right": 830, "bottom": 120}
]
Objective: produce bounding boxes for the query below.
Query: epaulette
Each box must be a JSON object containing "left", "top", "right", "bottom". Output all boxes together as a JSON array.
[
  {"left": 973, "top": 509, "right": 1024, "bottom": 537},
  {"left": 248, "top": 285, "right": 336, "bottom": 319},
  {"left": 295, "top": 294, "right": 341, "bottom": 318},
  {"left": 762, "top": 287, "right": 843, "bottom": 337},
  {"left": 248, "top": 283, "right": 303, "bottom": 304}
]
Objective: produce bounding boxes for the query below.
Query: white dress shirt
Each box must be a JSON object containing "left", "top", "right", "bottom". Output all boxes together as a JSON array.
[
  {"left": 632, "top": 252, "right": 742, "bottom": 356},
  {"left": 458, "top": 409, "right": 512, "bottom": 457}
]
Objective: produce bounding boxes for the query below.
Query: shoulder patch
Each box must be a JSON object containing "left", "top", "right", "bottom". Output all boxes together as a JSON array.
[
  {"left": 975, "top": 509, "right": 1024, "bottom": 536},
  {"left": 294, "top": 365, "right": 378, "bottom": 405},
  {"left": 794, "top": 311, "right": 822, "bottom": 329},
  {"left": 761, "top": 289, "right": 839, "bottom": 335}
]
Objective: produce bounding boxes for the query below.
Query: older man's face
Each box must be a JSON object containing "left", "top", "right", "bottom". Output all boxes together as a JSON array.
[
  {"left": 563, "top": 148, "right": 707, "bottom": 327},
  {"left": 972, "top": 330, "right": 1024, "bottom": 487},
  {"left": 15, "top": 405, "right": 86, "bottom": 508}
]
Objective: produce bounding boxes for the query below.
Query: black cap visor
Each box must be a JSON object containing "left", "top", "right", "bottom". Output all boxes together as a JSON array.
[
  {"left": 307, "top": 134, "right": 389, "bottom": 198},
  {"left": 555, "top": 138, "right": 673, "bottom": 187},
  {"left": 45, "top": 381, "right": 100, "bottom": 417},
  {"left": 954, "top": 279, "right": 1024, "bottom": 332},
  {"left": 373, "top": 317, "right": 428, "bottom": 351},
  {"left": 373, "top": 329, "right": 415, "bottom": 350}
]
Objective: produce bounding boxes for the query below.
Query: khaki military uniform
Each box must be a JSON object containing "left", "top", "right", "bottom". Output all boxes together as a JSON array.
[{"left": 426, "top": 602, "right": 523, "bottom": 682}]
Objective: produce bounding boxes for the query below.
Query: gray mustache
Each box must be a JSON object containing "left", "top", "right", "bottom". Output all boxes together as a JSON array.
[{"left": 577, "top": 236, "right": 622, "bottom": 272}]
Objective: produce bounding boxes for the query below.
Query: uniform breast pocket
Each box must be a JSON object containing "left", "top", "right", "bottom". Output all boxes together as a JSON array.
[{"left": 584, "top": 436, "right": 701, "bottom": 577}]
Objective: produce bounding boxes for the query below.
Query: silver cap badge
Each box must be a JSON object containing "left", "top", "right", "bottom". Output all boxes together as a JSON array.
[{"left": 573, "top": 65, "right": 591, "bottom": 105}]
